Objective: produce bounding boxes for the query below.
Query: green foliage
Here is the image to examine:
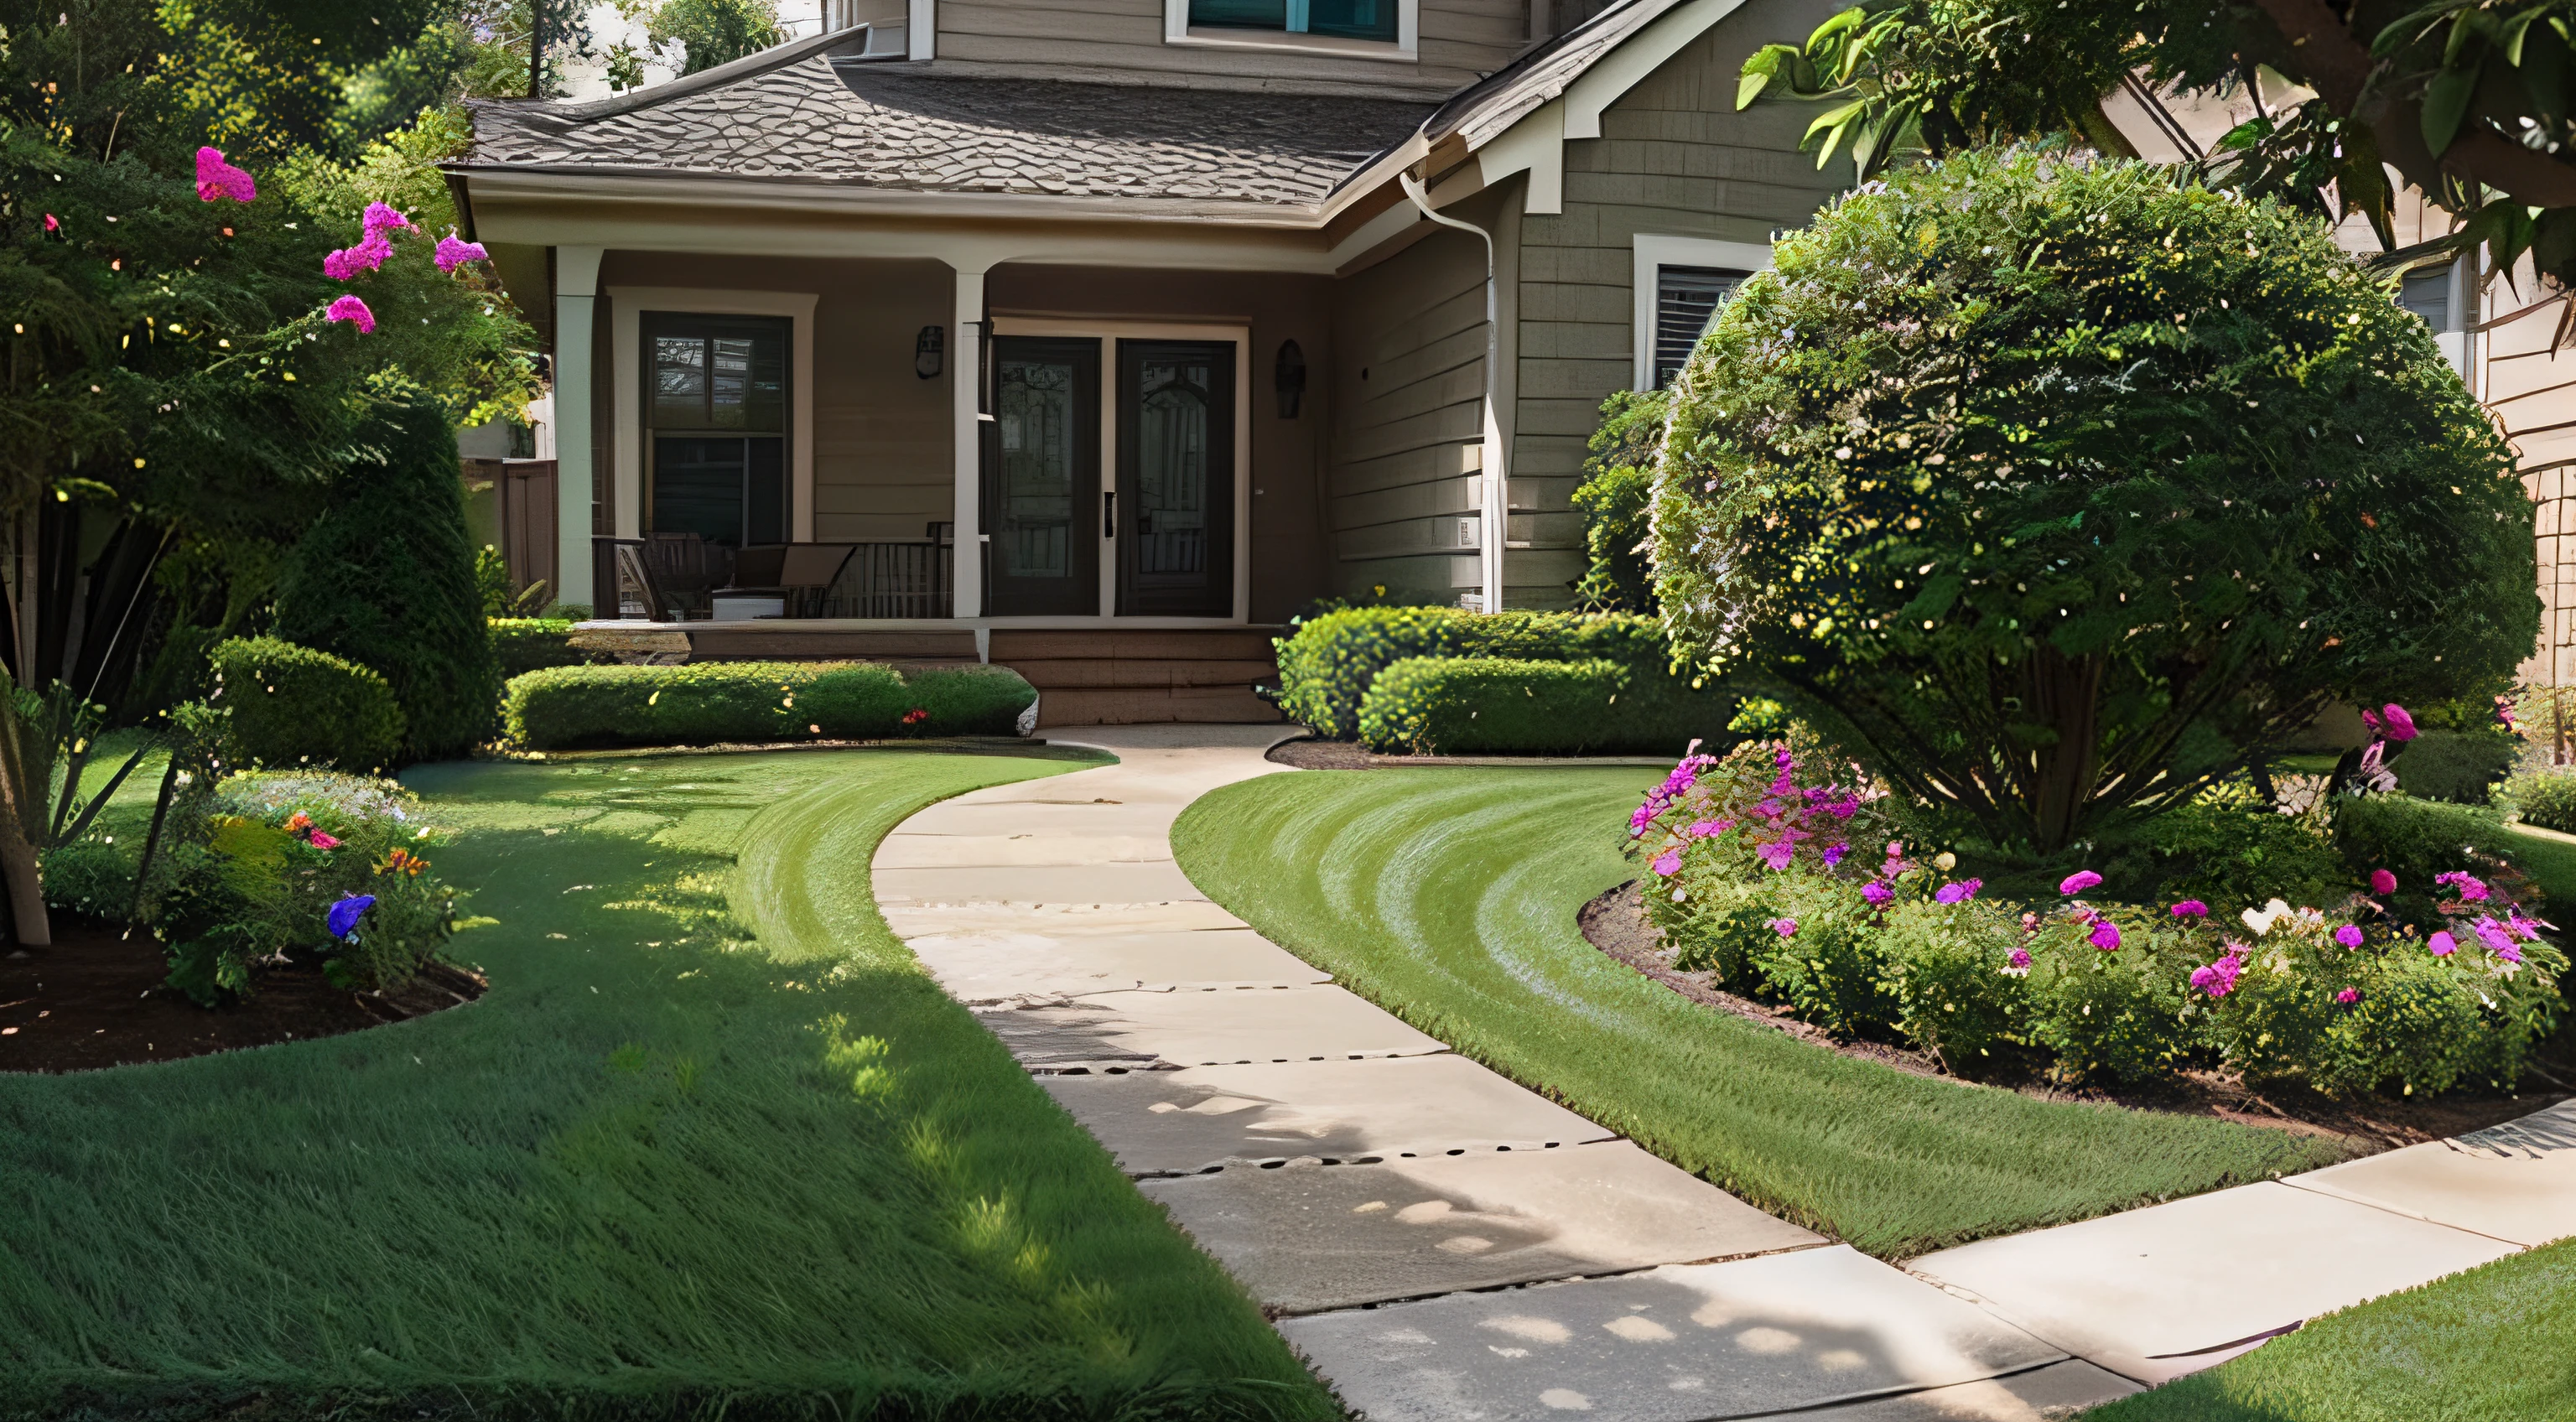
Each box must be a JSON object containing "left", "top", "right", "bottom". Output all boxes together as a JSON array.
[
  {"left": 1877, "top": 896, "right": 2028, "bottom": 1070},
  {"left": 41, "top": 837, "right": 137, "bottom": 920},
  {"left": 273, "top": 399, "right": 502, "bottom": 763},
  {"left": 2142, "top": 786, "right": 2352, "bottom": 917},
  {"left": 210, "top": 636, "right": 406, "bottom": 774},
  {"left": 653, "top": 0, "right": 786, "bottom": 74},
  {"left": 1355, "top": 656, "right": 1730, "bottom": 756},
  {"left": 1652, "top": 149, "right": 2536, "bottom": 858},
  {"left": 2332, "top": 794, "right": 2524, "bottom": 906},
  {"left": 1569, "top": 388, "right": 1669, "bottom": 613},
  {"left": 503, "top": 662, "right": 1036, "bottom": 750},
  {"left": 2016, "top": 909, "right": 2201, "bottom": 1087},
  {"left": 1737, "top": 872, "right": 1898, "bottom": 1038},
  {"left": 2392, "top": 728, "right": 2520, "bottom": 804},
  {"left": 2501, "top": 764, "right": 2576, "bottom": 834},
  {"left": 1274, "top": 606, "right": 1699, "bottom": 740},
  {"left": 489, "top": 617, "right": 605, "bottom": 678}
]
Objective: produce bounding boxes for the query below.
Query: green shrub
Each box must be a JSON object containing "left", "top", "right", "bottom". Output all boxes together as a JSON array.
[
  {"left": 210, "top": 636, "right": 407, "bottom": 773},
  {"left": 2394, "top": 729, "right": 2520, "bottom": 804},
  {"left": 1275, "top": 606, "right": 1701, "bottom": 740},
  {"left": 1569, "top": 389, "right": 1668, "bottom": 612},
  {"left": 1355, "top": 656, "right": 1727, "bottom": 756},
  {"left": 2333, "top": 794, "right": 2521, "bottom": 905},
  {"left": 490, "top": 617, "right": 607, "bottom": 678},
  {"left": 1877, "top": 896, "right": 2029, "bottom": 1072},
  {"left": 42, "top": 837, "right": 135, "bottom": 919},
  {"left": 274, "top": 397, "right": 502, "bottom": 762},
  {"left": 1740, "top": 872, "right": 1898, "bottom": 1038},
  {"left": 2018, "top": 908, "right": 2201, "bottom": 1087},
  {"left": 2502, "top": 765, "right": 2576, "bottom": 834},
  {"left": 503, "top": 661, "right": 1037, "bottom": 750},
  {"left": 2143, "top": 785, "right": 2351, "bottom": 917}
]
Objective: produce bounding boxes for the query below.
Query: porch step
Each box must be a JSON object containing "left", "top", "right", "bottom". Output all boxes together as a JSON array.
[
  {"left": 989, "top": 629, "right": 1284, "bottom": 729},
  {"left": 634, "top": 625, "right": 983, "bottom": 662}
]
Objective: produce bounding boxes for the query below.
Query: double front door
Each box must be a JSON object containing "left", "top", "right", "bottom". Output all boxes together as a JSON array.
[{"left": 985, "top": 335, "right": 1236, "bottom": 618}]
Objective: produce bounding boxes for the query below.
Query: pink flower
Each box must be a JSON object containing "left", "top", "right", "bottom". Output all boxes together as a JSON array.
[
  {"left": 1822, "top": 843, "right": 1849, "bottom": 869},
  {"left": 1685, "top": 819, "right": 1722, "bottom": 839},
  {"left": 2506, "top": 911, "right": 2548, "bottom": 942},
  {"left": 42, "top": 213, "right": 57, "bottom": 232},
  {"left": 1934, "top": 879, "right": 1981, "bottom": 905},
  {"left": 2334, "top": 924, "right": 2364, "bottom": 947},
  {"left": 2497, "top": 696, "right": 2520, "bottom": 729},
  {"left": 2436, "top": 871, "right": 2490, "bottom": 902},
  {"left": 2429, "top": 931, "right": 2458, "bottom": 957},
  {"left": 1769, "top": 917, "right": 1798, "bottom": 937},
  {"left": 2090, "top": 920, "right": 2122, "bottom": 951},
  {"left": 326, "top": 295, "right": 376, "bottom": 333},
  {"left": 2370, "top": 869, "right": 2397, "bottom": 897},
  {"left": 2473, "top": 916, "right": 2523, "bottom": 962},
  {"left": 1650, "top": 849, "right": 1681, "bottom": 877},
  {"left": 2007, "top": 946, "right": 2031, "bottom": 969},
  {"left": 1862, "top": 880, "right": 1893, "bottom": 906},
  {"left": 2381, "top": 703, "right": 2418, "bottom": 742},
  {"left": 308, "top": 830, "right": 341, "bottom": 849},
  {"left": 1757, "top": 838, "right": 1797, "bottom": 871},
  {"left": 361, "top": 201, "right": 413, "bottom": 236},
  {"left": 2335, "top": 987, "right": 2360, "bottom": 1004},
  {"left": 2170, "top": 900, "right": 2208, "bottom": 919},
  {"left": 2060, "top": 870, "right": 2103, "bottom": 895},
  {"left": 2189, "top": 957, "right": 2241, "bottom": 998},
  {"left": 195, "top": 147, "right": 256, "bottom": 202},
  {"left": 323, "top": 231, "right": 392, "bottom": 280},
  {"left": 435, "top": 233, "right": 489, "bottom": 274}
]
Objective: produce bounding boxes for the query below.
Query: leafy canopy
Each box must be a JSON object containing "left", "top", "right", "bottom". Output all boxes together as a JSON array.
[{"left": 1651, "top": 149, "right": 2536, "bottom": 857}]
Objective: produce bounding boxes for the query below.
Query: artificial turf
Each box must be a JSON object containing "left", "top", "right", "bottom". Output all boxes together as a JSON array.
[
  {"left": 0, "top": 748, "right": 1335, "bottom": 1422},
  {"left": 2084, "top": 1238, "right": 2576, "bottom": 1421},
  {"left": 1171, "top": 766, "right": 2346, "bottom": 1259}
]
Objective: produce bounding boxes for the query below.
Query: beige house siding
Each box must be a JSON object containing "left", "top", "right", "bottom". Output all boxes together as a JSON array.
[
  {"left": 1328, "top": 226, "right": 1492, "bottom": 602},
  {"left": 1504, "top": 0, "right": 1850, "bottom": 607},
  {"left": 932, "top": 0, "right": 1529, "bottom": 99}
]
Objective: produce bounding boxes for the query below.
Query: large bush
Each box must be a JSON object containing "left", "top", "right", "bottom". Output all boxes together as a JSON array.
[
  {"left": 210, "top": 636, "right": 407, "bottom": 773},
  {"left": 505, "top": 661, "right": 1036, "bottom": 750},
  {"left": 1651, "top": 149, "right": 2537, "bottom": 860},
  {"left": 1275, "top": 607, "right": 1705, "bottom": 740},
  {"left": 1355, "top": 655, "right": 1728, "bottom": 756},
  {"left": 274, "top": 398, "right": 503, "bottom": 763},
  {"left": 2392, "top": 728, "right": 2519, "bottom": 805},
  {"left": 1569, "top": 389, "right": 1668, "bottom": 613},
  {"left": 2502, "top": 764, "right": 2576, "bottom": 834}
]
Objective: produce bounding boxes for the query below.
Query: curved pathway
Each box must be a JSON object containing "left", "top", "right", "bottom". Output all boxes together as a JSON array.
[{"left": 872, "top": 726, "right": 2576, "bottom": 1422}]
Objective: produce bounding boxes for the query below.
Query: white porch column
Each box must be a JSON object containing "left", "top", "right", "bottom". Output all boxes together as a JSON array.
[
  {"left": 553, "top": 245, "right": 604, "bottom": 610},
  {"left": 951, "top": 264, "right": 986, "bottom": 618},
  {"left": 907, "top": 0, "right": 935, "bottom": 58}
]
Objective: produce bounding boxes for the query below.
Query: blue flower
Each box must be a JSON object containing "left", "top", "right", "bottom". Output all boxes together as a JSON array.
[{"left": 327, "top": 894, "right": 376, "bottom": 940}]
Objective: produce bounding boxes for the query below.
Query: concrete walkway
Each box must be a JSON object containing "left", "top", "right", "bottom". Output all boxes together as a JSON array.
[{"left": 873, "top": 725, "right": 2576, "bottom": 1420}]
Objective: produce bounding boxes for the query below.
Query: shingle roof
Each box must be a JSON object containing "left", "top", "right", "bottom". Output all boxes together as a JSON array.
[
  {"left": 465, "top": 33, "right": 1435, "bottom": 210},
  {"left": 1424, "top": 0, "right": 1680, "bottom": 150}
]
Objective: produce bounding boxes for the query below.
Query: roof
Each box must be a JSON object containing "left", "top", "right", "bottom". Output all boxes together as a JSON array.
[
  {"left": 463, "top": 29, "right": 1435, "bottom": 210},
  {"left": 1423, "top": 0, "right": 1688, "bottom": 150}
]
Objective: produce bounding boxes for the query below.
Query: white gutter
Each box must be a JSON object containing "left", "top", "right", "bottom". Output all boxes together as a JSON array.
[{"left": 1401, "top": 170, "right": 1504, "bottom": 612}]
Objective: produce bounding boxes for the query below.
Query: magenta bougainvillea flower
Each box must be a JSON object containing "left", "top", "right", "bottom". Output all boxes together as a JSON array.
[
  {"left": 324, "top": 231, "right": 393, "bottom": 280},
  {"left": 2436, "top": 871, "right": 2490, "bottom": 902},
  {"left": 2170, "top": 900, "right": 2208, "bottom": 918},
  {"left": 2334, "top": 924, "right": 2365, "bottom": 947},
  {"left": 2380, "top": 703, "right": 2419, "bottom": 741},
  {"left": 361, "top": 201, "right": 413, "bottom": 236},
  {"left": 2089, "top": 920, "right": 2122, "bottom": 951},
  {"left": 2472, "top": 916, "right": 2524, "bottom": 962},
  {"left": 1934, "top": 879, "right": 1981, "bottom": 905},
  {"left": 1685, "top": 819, "right": 1727, "bottom": 840},
  {"left": 2189, "top": 956, "right": 2241, "bottom": 998},
  {"left": 1862, "top": 880, "right": 1893, "bottom": 906},
  {"left": 2059, "top": 869, "right": 2102, "bottom": 895},
  {"left": 2335, "top": 987, "right": 2360, "bottom": 1004},
  {"left": 325, "top": 295, "right": 377, "bottom": 333},
  {"left": 2007, "top": 946, "right": 2032, "bottom": 969},
  {"left": 2370, "top": 869, "right": 2397, "bottom": 896},
  {"left": 1768, "top": 917, "right": 1798, "bottom": 938},
  {"left": 195, "top": 147, "right": 256, "bottom": 202},
  {"left": 1649, "top": 848, "right": 1681, "bottom": 877},
  {"left": 1822, "top": 842, "right": 1849, "bottom": 869},
  {"left": 2428, "top": 931, "right": 2458, "bottom": 957}
]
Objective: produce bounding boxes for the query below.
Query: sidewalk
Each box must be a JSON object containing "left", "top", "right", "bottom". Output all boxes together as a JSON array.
[{"left": 872, "top": 725, "right": 2573, "bottom": 1421}]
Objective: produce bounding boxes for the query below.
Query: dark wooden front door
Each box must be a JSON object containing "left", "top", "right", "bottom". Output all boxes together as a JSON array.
[
  {"left": 986, "top": 336, "right": 1102, "bottom": 616},
  {"left": 1115, "top": 339, "right": 1234, "bottom": 618}
]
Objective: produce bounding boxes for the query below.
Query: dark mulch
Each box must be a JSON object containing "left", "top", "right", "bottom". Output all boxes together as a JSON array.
[
  {"left": 0, "top": 917, "right": 486, "bottom": 1074},
  {"left": 1581, "top": 878, "right": 2573, "bottom": 1152},
  {"left": 1266, "top": 735, "right": 1675, "bottom": 770}
]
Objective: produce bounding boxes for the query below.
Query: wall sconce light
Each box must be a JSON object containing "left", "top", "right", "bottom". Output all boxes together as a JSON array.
[
  {"left": 916, "top": 325, "right": 943, "bottom": 380},
  {"left": 1275, "top": 339, "right": 1306, "bottom": 418}
]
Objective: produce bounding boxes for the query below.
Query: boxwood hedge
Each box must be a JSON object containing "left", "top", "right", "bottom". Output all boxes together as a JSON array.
[
  {"left": 210, "top": 636, "right": 408, "bottom": 773},
  {"left": 503, "top": 661, "right": 1036, "bottom": 750},
  {"left": 1356, "top": 656, "right": 1729, "bottom": 756},
  {"left": 1275, "top": 606, "right": 1706, "bottom": 740}
]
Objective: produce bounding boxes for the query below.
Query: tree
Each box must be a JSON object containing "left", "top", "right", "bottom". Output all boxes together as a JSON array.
[
  {"left": 652, "top": 0, "right": 785, "bottom": 75},
  {"left": 1738, "top": 2, "right": 2576, "bottom": 292},
  {"left": 1569, "top": 389, "right": 1667, "bottom": 613},
  {"left": 1651, "top": 149, "right": 2536, "bottom": 860}
]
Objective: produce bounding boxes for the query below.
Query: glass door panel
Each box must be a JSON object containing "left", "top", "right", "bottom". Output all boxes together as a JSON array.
[
  {"left": 1117, "top": 340, "right": 1234, "bottom": 617},
  {"left": 643, "top": 313, "right": 791, "bottom": 550},
  {"left": 986, "top": 336, "right": 1101, "bottom": 616}
]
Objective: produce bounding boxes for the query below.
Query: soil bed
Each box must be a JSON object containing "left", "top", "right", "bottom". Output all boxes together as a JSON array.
[
  {"left": 1581, "top": 878, "right": 2572, "bottom": 1152},
  {"left": 0, "top": 917, "right": 484, "bottom": 1074}
]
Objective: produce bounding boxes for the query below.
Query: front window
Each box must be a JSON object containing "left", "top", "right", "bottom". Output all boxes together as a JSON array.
[
  {"left": 643, "top": 313, "right": 789, "bottom": 548},
  {"left": 1188, "top": 0, "right": 1395, "bottom": 43}
]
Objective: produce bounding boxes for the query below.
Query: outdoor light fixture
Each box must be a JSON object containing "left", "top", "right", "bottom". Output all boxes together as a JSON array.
[
  {"left": 1275, "top": 339, "right": 1306, "bottom": 418},
  {"left": 916, "top": 324, "right": 943, "bottom": 379}
]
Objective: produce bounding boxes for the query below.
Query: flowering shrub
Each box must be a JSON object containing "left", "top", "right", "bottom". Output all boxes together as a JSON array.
[
  {"left": 1629, "top": 745, "right": 2565, "bottom": 1094},
  {"left": 2502, "top": 764, "right": 2576, "bottom": 836}
]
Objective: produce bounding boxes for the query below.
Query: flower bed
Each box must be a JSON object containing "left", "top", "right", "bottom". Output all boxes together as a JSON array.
[{"left": 1632, "top": 739, "right": 2565, "bottom": 1097}]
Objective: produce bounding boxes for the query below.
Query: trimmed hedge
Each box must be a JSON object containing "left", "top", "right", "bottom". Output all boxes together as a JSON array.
[
  {"left": 2333, "top": 793, "right": 2521, "bottom": 895},
  {"left": 1276, "top": 606, "right": 1701, "bottom": 740},
  {"left": 210, "top": 636, "right": 408, "bottom": 773},
  {"left": 1356, "top": 656, "right": 1728, "bottom": 756},
  {"left": 504, "top": 661, "right": 1036, "bottom": 750},
  {"left": 2393, "top": 729, "right": 2520, "bottom": 804},
  {"left": 490, "top": 617, "right": 609, "bottom": 679}
]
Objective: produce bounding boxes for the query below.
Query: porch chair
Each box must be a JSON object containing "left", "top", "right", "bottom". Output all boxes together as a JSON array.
[
  {"left": 641, "top": 532, "right": 734, "bottom": 620},
  {"left": 712, "top": 542, "right": 857, "bottom": 619}
]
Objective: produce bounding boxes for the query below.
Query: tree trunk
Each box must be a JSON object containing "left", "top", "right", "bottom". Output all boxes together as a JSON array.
[
  {"left": 2025, "top": 647, "right": 2105, "bottom": 854},
  {"left": 0, "top": 702, "right": 51, "bottom": 946}
]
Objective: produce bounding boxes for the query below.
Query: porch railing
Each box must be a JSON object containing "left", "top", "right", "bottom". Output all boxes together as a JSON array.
[{"left": 592, "top": 524, "right": 953, "bottom": 621}]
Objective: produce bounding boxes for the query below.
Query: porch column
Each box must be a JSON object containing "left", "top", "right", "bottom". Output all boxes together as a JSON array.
[
  {"left": 553, "top": 245, "right": 604, "bottom": 610},
  {"left": 951, "top": 263, "right": 985, "bottom": 619}
]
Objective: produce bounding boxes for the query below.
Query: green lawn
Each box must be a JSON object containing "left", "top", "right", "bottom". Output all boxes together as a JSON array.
[
  {"left": 0, "top": 748, "right": 1332, "bottom": 1421},
  {"left": 2086, "top": 1239, "right": 2576, "bottom": 1421},
  {"left": 1172, "top": 767, "right": 2345, "bottom": 1259}
]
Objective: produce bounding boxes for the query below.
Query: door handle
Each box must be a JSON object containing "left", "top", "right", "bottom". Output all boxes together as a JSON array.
[{"left": 1103, "top": 490, "right": 1116, "bottom": 538}]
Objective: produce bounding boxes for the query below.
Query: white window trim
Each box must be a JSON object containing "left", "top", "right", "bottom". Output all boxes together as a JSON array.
[
  {"left": 607, "top": 286, "right": 819, "bottom": 544},
  {"left": 1162, "top": 0, "right": 1418, "bottom": 62},
  {"left": 990, "top": 316, "right": 1253, "bottom": 624},
  {"left": 1632, "top": 235, "right": 1774, "bottom": 392}
]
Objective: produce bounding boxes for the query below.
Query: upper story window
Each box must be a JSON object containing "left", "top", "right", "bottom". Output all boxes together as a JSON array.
[
  {"left": 1189, "top": 0, "right": 1396, "bottom": 43},
  {"left": 2401, "top": 262, "right": 2459, "bottom": 333},
  {"left": 1653, "top": 266, "right": 1748, "bottom": 389}
]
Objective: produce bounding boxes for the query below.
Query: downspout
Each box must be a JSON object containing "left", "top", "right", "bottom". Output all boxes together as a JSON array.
[{"left": 1401, "top": 170, "right": 1504, "bottom": 612}]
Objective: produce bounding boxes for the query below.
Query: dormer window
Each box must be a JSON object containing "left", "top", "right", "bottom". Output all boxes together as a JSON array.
[{"left": 1189, "top": 0, "right": 1395, "bottom": 43}]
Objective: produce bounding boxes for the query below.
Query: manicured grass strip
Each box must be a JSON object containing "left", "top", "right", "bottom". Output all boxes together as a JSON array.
[
  {"left": 1172, "top": 768, "right": 2345, "bottom": 1259},
  {"left": 2505, "top": 824, "right": 2576, "bottom": 909},
  {"left": 1, "top": 749, "right": 1333, "bottom": 1422},
  {"left": 2085, "top": 1238, "right": 2576, "bottom": 1421}
]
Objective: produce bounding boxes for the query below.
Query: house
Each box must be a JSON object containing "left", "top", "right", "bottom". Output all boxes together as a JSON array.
[{"left": 444, "top": 0, "right": 1852, "bottom": 724}]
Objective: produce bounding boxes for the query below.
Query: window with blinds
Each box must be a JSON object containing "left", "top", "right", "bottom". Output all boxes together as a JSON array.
[
  {"left": 1654, "top": 264, "right": 1749, "bottom": 388},
  {"left": 2400, "top": 262, "right": 2455, "bottom": 332}
]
